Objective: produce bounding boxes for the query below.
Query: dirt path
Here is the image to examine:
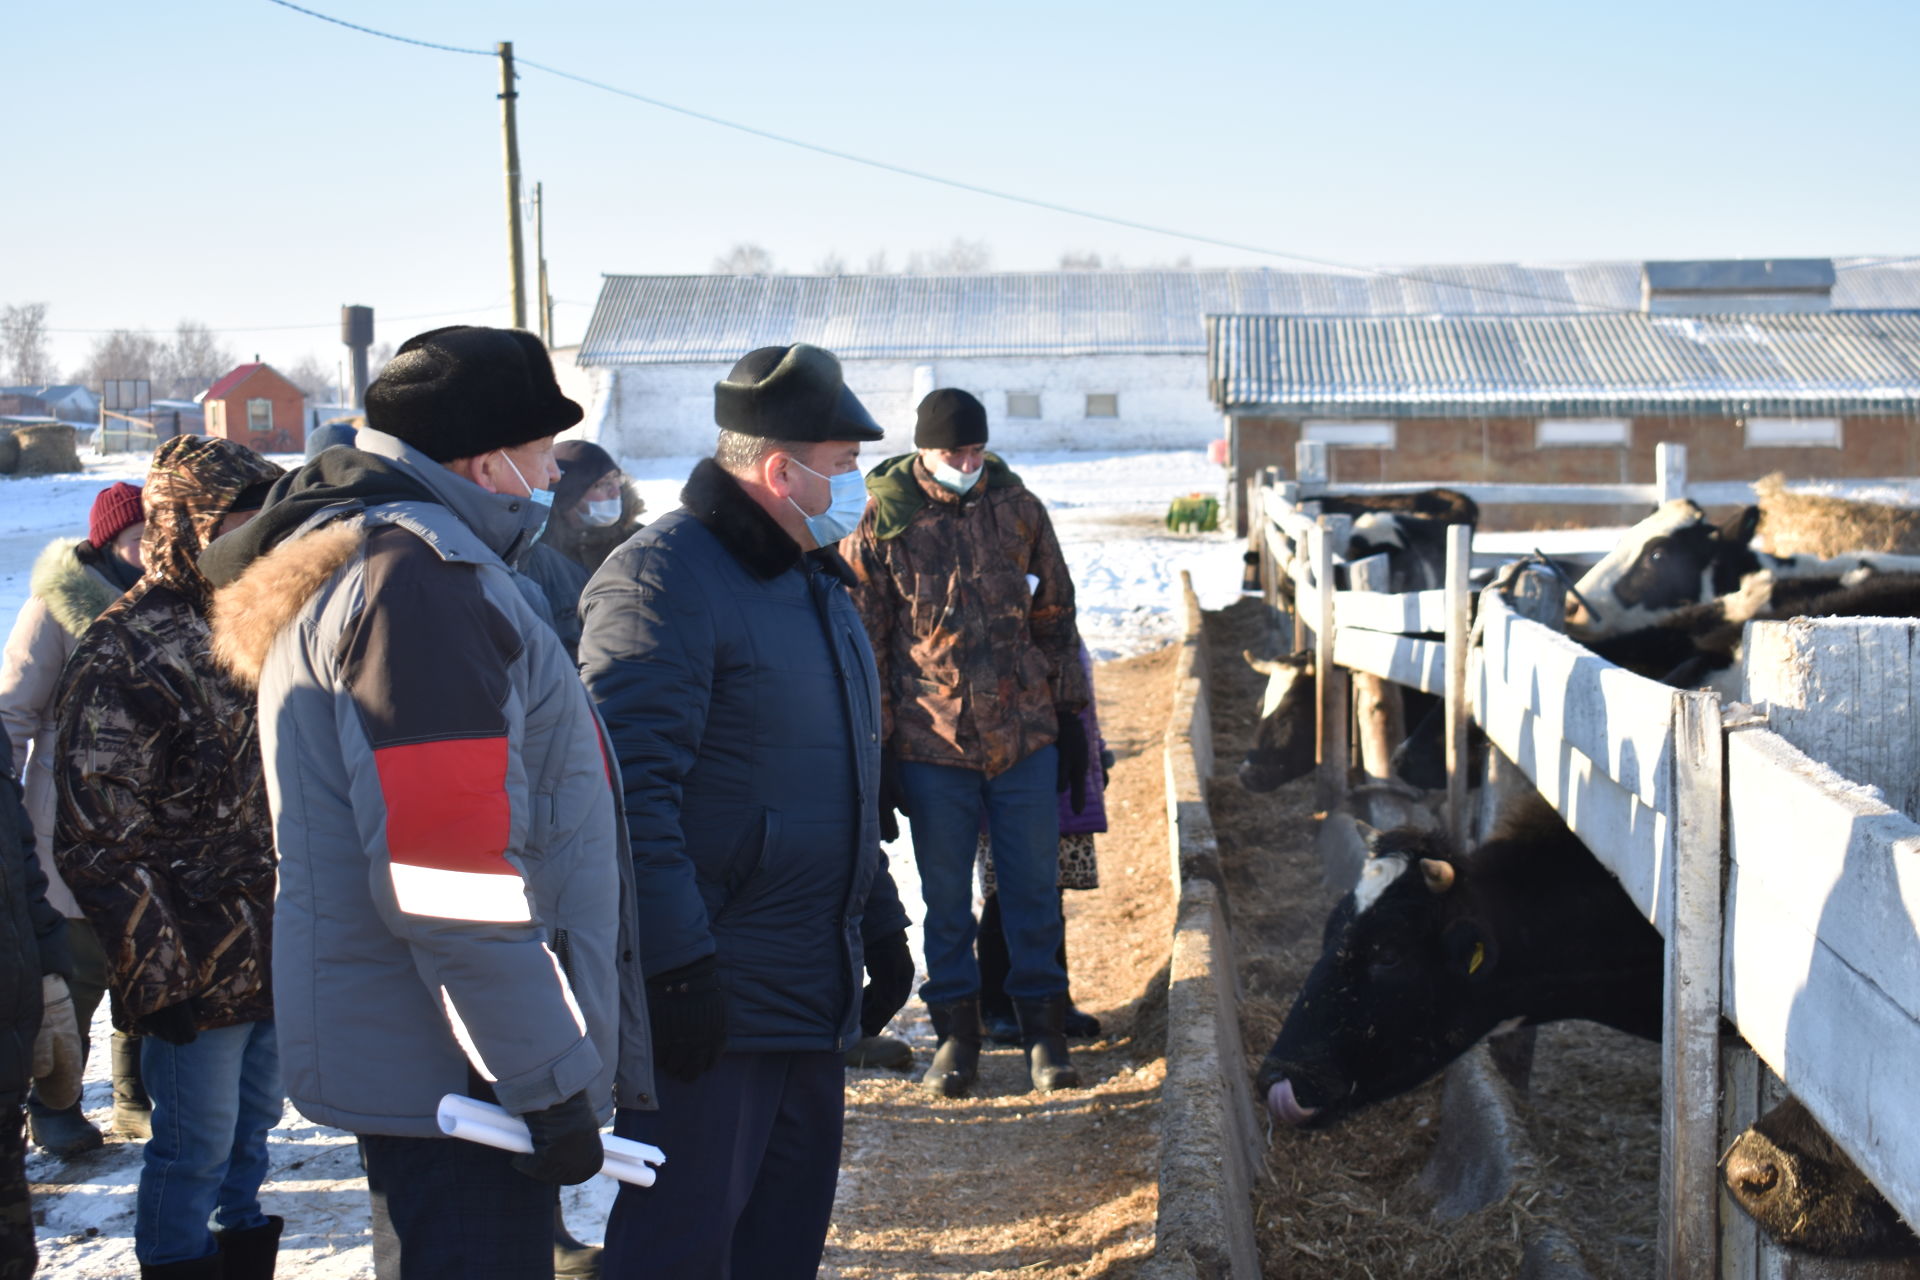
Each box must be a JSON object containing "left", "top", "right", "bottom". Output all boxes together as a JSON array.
[{"left": 823, "top": 646, "right": 1178, "bottom": 1279}]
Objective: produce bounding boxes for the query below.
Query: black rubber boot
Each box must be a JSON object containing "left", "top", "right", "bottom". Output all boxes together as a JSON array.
[
  {"left": 113, "top": 1030, "right": 152, "bottom": 1140},
  {"left": 213, "top": 1215, "right": 282, "bottom": 1280},
  {"left": 1015, "top": 995, "right": 1082, "bottom": 1092},
  {"left": 28, "top": 1102, "right": 104, "bottom": 1157},
  {"left": 922, "top": 998, "right": 982, "bottom": 1098},
  {"left": 553, "top": 1203, "right": 603, "bottom": 1277},
  {"left": 140, "top": 1251, "right": 226, "bottom": 1279},
  {"left": 975, "top": 894, "right": 1020, "bottom": 1045}
]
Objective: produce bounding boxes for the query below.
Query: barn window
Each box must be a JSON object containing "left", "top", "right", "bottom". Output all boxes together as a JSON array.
[
  {"left": 1302, "top": 420, "right": 1395, "bottom": 449},
  {"left": 1537, "top": 419, "right": 1630, "bottom": 448},
  {"left": 1745, "top": 417, "right": 1841, "bottom": 448},
  {"left": 247, "top": 398, "right": 273, "bottom": 431},
  {"left": 1085, "top": 393, "right": 1119, "bottom": 419},
  {"left": 1007, "top": 392, "right": 1042, "bottom": 419}
]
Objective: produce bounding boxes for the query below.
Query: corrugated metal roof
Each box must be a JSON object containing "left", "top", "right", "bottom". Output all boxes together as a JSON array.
[
  {"left": 1206, "top": 311, "right": 1920, "bottom": 417},
  {"left": 577, "top": 258, "right": 1920, "bottom": 366}
]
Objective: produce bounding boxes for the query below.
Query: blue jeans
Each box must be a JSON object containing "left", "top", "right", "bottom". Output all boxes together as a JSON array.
[
  {"left": 136, "top": 1019, "right": 282, "bottom": 1266},
  {"left": 899, "top": 746, "right": 1067, "bottom": 1005}
]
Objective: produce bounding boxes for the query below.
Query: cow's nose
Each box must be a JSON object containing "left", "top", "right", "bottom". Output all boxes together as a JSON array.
[{"left": 1727, "top": 1146, "right": 1780, "bottom": 1195}]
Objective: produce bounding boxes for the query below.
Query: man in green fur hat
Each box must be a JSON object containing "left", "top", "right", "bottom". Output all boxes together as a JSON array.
[{"left": 841, "top": 387, "right": 1090, "bottom": 1097}]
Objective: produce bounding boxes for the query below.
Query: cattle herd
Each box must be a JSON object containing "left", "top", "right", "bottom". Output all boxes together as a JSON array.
[{"left": 1244, "top": 490, "right": 1920, "bottom": 1262}]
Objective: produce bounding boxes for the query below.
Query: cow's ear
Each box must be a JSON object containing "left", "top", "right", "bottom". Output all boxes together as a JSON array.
[
  {"left": 1443, "top": 920, "right": 1497, "bottom": 981},
  {"left": 1722, "top": 505, "right": 1761, "bottom": 545}
]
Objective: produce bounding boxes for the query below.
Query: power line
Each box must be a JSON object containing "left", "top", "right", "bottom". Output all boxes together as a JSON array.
[
  {"left": 47, "top": 303, "right": 505, "bottom": 337},
  {"left": 262, "top": 0, "right": 1638, "bottom": 315}
]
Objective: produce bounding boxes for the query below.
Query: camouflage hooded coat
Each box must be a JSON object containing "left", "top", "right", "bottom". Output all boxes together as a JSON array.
[
  {"left": 841, "top": 453, "right": 1089, "bottom": 778},
  {"left": 53, "top": 436, "right": 284, "bottom": 1030}
]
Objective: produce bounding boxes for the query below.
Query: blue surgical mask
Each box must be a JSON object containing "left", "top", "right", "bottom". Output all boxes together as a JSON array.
[
  {"left": 931, "top": 458, "right": 983, "bottom": 494},
  {"left": 500, "top": 451, "right": 553, "bottom": 545},
  {"left": 787, "top": 457, "right": 868, "bottom": 547},
  {"left": 582, "top": 497, "right": 623, "bottom": 527}
]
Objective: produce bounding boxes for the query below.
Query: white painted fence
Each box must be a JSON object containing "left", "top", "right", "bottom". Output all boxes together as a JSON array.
[{"left": 1248, "top": 446, "right": 1920, "bottom": 1280}]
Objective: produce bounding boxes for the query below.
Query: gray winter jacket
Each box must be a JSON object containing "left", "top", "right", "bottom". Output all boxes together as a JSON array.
[{"left": 207, "top": 430, "right": 654, "bottom": 1135}]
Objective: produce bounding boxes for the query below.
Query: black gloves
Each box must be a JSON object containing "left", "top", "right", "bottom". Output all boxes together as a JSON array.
[
  {"left": 859, "top": 930, "right": 915, "bottom": 1039},
  {"left": 512, "top": 1091, "right": 603, "bottom": 1186},
  {"left": 646, "top": 954, "right": 728, "bottom": 1083},
  {"left": 1054, "top": 708, "right": 1089, "bottom": 815},
  {"left": 137, "top": 1001, "right": 199, "bottom": 1046},
  {"left": 878, "top": 751, "right": 910, "bottom": 844}
]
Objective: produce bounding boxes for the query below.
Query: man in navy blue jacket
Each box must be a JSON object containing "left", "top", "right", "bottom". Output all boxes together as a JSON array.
[{"left": 580, "top": 343, "right": 914, "bottom": 1278}]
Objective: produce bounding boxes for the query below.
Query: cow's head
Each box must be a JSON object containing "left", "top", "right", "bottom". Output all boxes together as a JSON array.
[
  {"left": 1258, "top": 825, "right": 1503, "bottom": 1128},
  {"left": 1569, "top": 501, "right": 1762, "bottom": 638},
  {"left": 1238, "top": 650, "right": 1315, "bottom": 792}
]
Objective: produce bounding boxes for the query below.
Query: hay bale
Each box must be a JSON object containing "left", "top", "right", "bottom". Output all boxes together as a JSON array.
[
  {"left": 1754, "top": 472, "right": 1920, "bottom": 557},
  {"left": 0, "top": 429, "right": 20, "bottom": 475},
  {"left": 12, "top": 423, "right": 79, "bottom": 475}
]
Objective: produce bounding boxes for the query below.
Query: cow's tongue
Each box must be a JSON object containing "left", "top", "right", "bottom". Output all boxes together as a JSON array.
[{"left": 1267, "top": 1078, "right": 1320, "bottom": 1127}]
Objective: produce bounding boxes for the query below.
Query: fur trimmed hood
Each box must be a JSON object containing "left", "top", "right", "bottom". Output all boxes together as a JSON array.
[
  {"left": 210, "top": 521, "right": 366, "bottom": 689},
  {"left": 29, "top": 539, "right": 122, "bottom": 638}
]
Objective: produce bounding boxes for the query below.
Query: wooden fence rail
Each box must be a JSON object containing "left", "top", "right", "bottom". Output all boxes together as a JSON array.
[{"left": 1250, "top": 449, "right": 1918, "bottom": 1279}]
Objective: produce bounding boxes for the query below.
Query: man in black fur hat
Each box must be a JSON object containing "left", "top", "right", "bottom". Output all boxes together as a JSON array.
[{"left": 580, "top": 343, "right": 914, "bottom": 1277}]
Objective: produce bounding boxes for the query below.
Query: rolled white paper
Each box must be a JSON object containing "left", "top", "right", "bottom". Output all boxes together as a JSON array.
[{"left": 436, "top": 1094, "right": 665, "bottom": 1188}]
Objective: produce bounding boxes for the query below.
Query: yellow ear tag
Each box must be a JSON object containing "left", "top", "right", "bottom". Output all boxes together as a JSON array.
[{"left": 1468, "top": 942, "right": 1486, "bottom": 975}]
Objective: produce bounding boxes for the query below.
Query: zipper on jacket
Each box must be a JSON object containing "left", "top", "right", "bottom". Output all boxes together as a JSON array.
[{"left": 553, "top": 927, "right": 574, "bottom": 984}]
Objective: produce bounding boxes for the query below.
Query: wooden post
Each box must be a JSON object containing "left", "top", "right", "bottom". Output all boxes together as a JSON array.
[
  {"left": 497, "top": 42, "right": 527, "bottom": 330},
  {"left": 1442, "top": 524, "right": 1472, "bottom": 846},
  {"left": 1660, "top": 689, "right": 1724, "bottom": 1280},
  {"left": 1311, "top": 520, "right": 1349, "bottom": 811},
  {"left": 1347, "top": 553, "right": 1406, "bottom": 782},
  {"left": 1296, "top": 439, "right": 1330, "bottom": 495},
  {"left": 1656, "top": 442, "right": 1689, "bottom": 506}
]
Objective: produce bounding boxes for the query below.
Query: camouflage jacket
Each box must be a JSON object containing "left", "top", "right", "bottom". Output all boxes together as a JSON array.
[
  {"left": 53, "top": 436, "right": 284, "bottom": 1030},
  {"left": 841, "top": 454, "right": 1089, "bottom": 778}
]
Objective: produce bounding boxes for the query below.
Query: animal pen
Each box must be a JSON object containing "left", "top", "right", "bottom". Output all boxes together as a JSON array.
[{"left": 1239, "top": 440, "right": 1920, "bottom": 1279}]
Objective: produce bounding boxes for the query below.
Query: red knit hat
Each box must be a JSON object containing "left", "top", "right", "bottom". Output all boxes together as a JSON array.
[{"left": 88, "top": 482, "right": 144, "bottom": 550}]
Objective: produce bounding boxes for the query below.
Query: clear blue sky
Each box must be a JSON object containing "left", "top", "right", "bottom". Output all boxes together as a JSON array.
[{"left": 7, "top": 0, "right": 1917, "bottom": 377}]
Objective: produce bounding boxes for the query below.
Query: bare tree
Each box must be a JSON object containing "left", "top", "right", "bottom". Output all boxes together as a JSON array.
[
  {"left": 282, "top": 353, "right": 340, "bottom": 403},
  {"left": 71, "top": 330, "right": 167, "bottom": 391},
  {"left": 1058, "top": 251, "right": 1104, "bottom": 271},
  {"left": 906, "top": 238, "right": 992, "bottom": 275},
  {"left": 154, "top": 321, "right": 237, "bottom": 399},
  {"left": 367, "top": 341, "right": 394, "bottom": 382},
  {"left": 863, "top": 250, "right": 891, "bottom": 275},
  {"left": 713, "top": 243, "right": 777, "bottom": 275},
  {"left": 1, "top": 302, "right": 57, "bottom": 385},
  {"left": 812, "top": 250, "right": 848, "bottom": 276}
]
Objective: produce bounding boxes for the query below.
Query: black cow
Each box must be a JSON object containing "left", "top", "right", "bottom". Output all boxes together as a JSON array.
[
  {"left": 1258, "top": 796, "right": 1662, "bottom": 1128},
  {"left": 1347, "top": 511, "right": 1455, "bottom": 593},
  {"left": 1724, "top": 1097, "right": 1920, "bottom": 1260},
  {"left": 1313, "top": 488, "right": 1479, "bottom": 527}
]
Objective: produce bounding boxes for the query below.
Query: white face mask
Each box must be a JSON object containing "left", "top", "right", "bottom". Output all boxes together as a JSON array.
[
  {"left": 581, "top": 497, "right": 623, "bottom": 527},
  {"left": 931, "top": 458, "right": 982, "bottom": 494}
]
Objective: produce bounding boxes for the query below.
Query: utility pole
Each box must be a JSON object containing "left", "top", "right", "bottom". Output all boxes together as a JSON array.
[
  {"left": 533, "top": 181, "right": 553, "bottom": 347},
  {"left": 498, "top": 41, "right": 527, "bottom": 330}
]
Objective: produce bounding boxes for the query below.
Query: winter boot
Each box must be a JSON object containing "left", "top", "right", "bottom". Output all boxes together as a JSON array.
[
  {"left": 922, "top": 998, "right": 982, "bottom": 1098},
  {"left": 112, "top": 1031, "right": 152, "bottom": 1139},
  {"left": 974, "top": 894, "right": 1021, "bottom": 1045},
  {"left": 213, "top": 1215, "right": 282, "bottom": 1280},
  {"left": 139, "top": 1253, "right": 226, "bottom": 1279},
  {"left": 844, "top": 1034, "right": 915, "bottom": 1071},
  {"left": 1014, "top": 995, "right": 1082, "bottom": 1092},
  {"left": 553, "top": 1204, "right": 603, "bottom": 1278},
  {"left": 27, "top": 1100, "right": 104, "bottom": 1157}
]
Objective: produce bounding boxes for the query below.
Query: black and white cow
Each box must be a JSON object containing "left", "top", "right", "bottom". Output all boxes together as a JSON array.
[
  {"left": 1237, "top": 651, "right": 1316, "bottom": 793},
  {"left": 1313, "top": 488, "right": 1479, "bottom": 527},
  {"left": 1257, "top": 796, "right": 1662, "bottom": 1128},
  {"left": 1724, "top": 1097, "right": 1920, "bottom": 1260}
]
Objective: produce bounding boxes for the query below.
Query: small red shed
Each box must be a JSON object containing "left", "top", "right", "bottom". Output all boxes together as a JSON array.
[{"left": 202, "top": 363, "right": 305, "bottom": 454}]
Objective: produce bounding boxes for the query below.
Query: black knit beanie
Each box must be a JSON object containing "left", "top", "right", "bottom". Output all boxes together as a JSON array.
[
  {"left": 914, "top": 388, "right": 989, "bottom": 449},
  {"left": 365, "top": 325, "right": 583, "bottom": 462}
]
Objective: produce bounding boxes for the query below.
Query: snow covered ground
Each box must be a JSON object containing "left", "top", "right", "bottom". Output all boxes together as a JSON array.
[{"left": 5, "top": 445, "right": 1239, "bottom": 1275}]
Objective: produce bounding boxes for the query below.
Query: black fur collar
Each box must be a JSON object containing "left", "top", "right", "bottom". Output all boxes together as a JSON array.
[{"left": 681, "top": 457, "right": 856, "bottom": 586}]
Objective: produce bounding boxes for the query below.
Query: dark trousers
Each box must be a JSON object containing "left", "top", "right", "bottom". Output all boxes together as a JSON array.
[
  {"left": 360, "top": 1132, "right": 554, "bottom": 1280},
  {"left": 602, "top": 1051, "right": 843, "bottom": 1279},
  {"left": 0, "top": 1108, "right": 33, "bottom": 1279}
]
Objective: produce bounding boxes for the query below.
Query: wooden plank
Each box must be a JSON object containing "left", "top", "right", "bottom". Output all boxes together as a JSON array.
[
  {"left": 1333, "top": 587, "right": 1450, "bottom": 636},
  {"left": 1347, "top": 554, "right": 1404, "bottom": 781},
  {"left": 1723, "top": 864, "right": 1920, "bottom": 1233},
  {"left": 1333, "top": 629, "right": 1446, "bottom": 696},
  {"left": 1725, "top": 728, "right": 1920, "bottom": 1023},
  {"left": 1661, "top": 689, "right": 1723, "bottom": 1280},
  {"left": 1296, "top": 440, "right": 1329, "bottom": 489},
  {"left": 1312, "top": 521, "right": 1349, "bottom": 811},
  {"left": 1282, "top": 479, "right": 1660, "bottom": 506},
  {"left": 1443, "top": 525, "right": 1472, "bottom": 846},
  {"left": 1471, "top": 662, "right": 1671, "bottom": 926},
  {"left": 1479, "top": 589, "right": 1678, "bottom": 809},
  {"left": 1272, "top": 503, "right": 1318, "bottom": 545},
  {"left": 1656, "top": 442, "right": 1689, "bottom": 506}
]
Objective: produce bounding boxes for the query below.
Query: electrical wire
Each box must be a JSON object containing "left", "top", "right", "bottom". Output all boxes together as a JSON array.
[
  {"left": 262, "top": 0, "right": 1639, "bottom": 315},
  {"left": 46, "top": 303, "right": 505, "bottom": 337}
]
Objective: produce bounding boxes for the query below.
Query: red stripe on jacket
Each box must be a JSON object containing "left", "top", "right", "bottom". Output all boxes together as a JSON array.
[{"left": 374, "top": 737, "right": 513, "bottom": 873}]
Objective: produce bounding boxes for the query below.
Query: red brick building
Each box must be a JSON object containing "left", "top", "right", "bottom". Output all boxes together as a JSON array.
[{"left": 202, "top": 363, "right": 305, "bottom": 454}]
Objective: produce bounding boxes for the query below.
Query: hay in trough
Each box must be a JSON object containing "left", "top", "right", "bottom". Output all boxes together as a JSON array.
[
  {"left": 11, "top": 422, "right": 80, "bottom": 475},
  {"left": 0, "top": 429, "right": 20, "bottom": 475},
  {"left": 1754, "top": 472, "right": 1920, "bottom": 558}
]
